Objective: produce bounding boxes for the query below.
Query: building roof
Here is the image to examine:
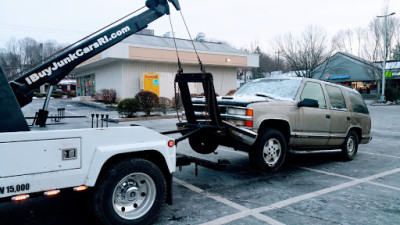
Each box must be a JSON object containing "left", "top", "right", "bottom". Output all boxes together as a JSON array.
[
  {"left": 312, "top": 52, "right": 381, "bottom": 82},
  {"left": 374, "top": 60, "right": 400, "bottom": 70},
  {"left": 74, "top": 31, "right": 259, "bottom": 72},
  {"left": 335, "top": 52, "right": 380, "bottom": 69},
  {"left": 121, "top": 33, "right": 248, "bottom": 56}
]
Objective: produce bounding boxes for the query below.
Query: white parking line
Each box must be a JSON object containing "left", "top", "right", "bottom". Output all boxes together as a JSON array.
[
  {"left": 301, "top": 167, "right": 400, "bottom": 192},
  {"left": 201, "top": 168, "right": 400, "bottom": 224},
  {"left": 300, "top": 167, "right": 355, "bottom": 180},
  {"left": 362, "top": 152, "right": 400, "bottom": 160},
  {"left": 173, "top": 178, "right": 285, "bottom": 225}
]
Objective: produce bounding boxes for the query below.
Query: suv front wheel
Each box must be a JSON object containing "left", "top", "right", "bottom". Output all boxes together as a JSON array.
[{"left": 250, "top": 128, "right": 287, "bottom": 171}]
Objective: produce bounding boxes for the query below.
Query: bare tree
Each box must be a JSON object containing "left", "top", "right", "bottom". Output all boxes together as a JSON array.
[
  {"left": 0, "top": 37, "right": 65, "bottom": 80},
  {"left": 360, "top": 7, "right": 399, "bottom": 61},
  {"left": 274, "top": 25, "right": 333, "bottom": 78},
  {"left": 332, "top": 29, "right": 355, "bottom": 53},
  {"left": 0, "top": 39, "right": 23, "bottom": 79},
  {"left": 19, "top": 37, "right": 42, "bottom": 71},
  {"left": 393, "top": 43, "right": 400, "bottom": 60}
]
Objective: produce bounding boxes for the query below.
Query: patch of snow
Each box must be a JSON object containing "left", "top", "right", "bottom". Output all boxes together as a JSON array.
[
  {"left": 218, "top": 95, "right": 268, "bottom": 103},
  {"left": 235, "top": 78, "right": 302, "bottom": 100}
]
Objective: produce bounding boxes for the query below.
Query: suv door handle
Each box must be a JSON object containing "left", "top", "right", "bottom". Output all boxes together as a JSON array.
[
  {"left": 347, "top": 116, "right": 351, "bottom": 121},
  {"left": 326, "top": 114, "right": 331, "bottom": 119}
]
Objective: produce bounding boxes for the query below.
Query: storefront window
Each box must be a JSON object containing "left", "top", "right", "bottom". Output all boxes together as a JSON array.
[
  {"left": 344, "top": 81, "right": 377, "bottom": 94},
  {"left": 77, "top": 74, "right": 96, "bottom": 96}
]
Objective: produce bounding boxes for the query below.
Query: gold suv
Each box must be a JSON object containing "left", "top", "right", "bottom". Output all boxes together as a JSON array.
[{"left": 191, "top": 77, "right": 372, "bottom": 171}]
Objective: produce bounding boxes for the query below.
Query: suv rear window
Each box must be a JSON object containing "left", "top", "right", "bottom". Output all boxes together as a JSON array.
[
  {"left": 346, "top": 89, "right": 369, "bottom": 114},
  {"left": 326, "top": 85, "right": 347, "bottom": 110}
]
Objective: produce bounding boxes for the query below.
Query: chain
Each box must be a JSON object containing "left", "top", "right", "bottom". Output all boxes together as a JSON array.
[
  {"left": 179, "top": 10, "right": 222, "bottom": 128},
  {"left": 174, "top": 74, "right": 182, "bottom": 122},
  {"left": 169, "top": 14, "right": 183, "bottom": 122}
]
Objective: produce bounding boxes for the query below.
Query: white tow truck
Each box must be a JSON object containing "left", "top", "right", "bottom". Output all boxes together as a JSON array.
[{"left": 0, "top": 1, "right": 180, "bottom": 224}]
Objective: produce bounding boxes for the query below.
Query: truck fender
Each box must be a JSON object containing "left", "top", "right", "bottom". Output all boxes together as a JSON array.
[{"left": 84, "top": 141, "right": 175, "bottom": 187}]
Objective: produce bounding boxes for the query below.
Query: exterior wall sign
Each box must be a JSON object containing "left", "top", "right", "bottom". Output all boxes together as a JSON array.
[
  {"left": 143, "top": 73, "right": 160, "bottom": 96},
  {"left": 325, "top": 74, "right": 350, "bottom": 80}
]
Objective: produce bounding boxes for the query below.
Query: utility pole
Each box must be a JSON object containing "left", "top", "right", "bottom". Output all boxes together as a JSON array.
[{"left": 377, "top": 12, "right": 396, "bottom": 102}]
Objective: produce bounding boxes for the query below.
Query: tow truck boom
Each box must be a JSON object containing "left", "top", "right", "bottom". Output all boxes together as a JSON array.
[
  {"left": 0, "top": 2, "right": 181, "bottom": 224},
  {"left": 0, "top": 0, "right": 180, "bottom": 132},
  {"left": 10, "top": 0, "right": 180, "bottom": 108}
]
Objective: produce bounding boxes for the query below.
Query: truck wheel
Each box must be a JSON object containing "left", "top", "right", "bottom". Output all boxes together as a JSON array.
[
  {"left": 91, "top": 158, "right": 166, "bottom": 225},
  {"left": 250, "top": 129, "right": 287, "bottom": 171},
  {"left": 188, "top": 132, "right": 219, "bottom": 154},
  {"left": 341, "top": 130, "right": 358, "bottom": 161}
]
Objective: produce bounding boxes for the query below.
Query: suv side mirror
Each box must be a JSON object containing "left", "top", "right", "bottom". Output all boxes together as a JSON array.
[{"left": 298, "top": 98, "right": 319, "bottom": 108}]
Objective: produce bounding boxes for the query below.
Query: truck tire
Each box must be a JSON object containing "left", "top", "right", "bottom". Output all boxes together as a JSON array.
[
  {"left": 250, "top": 128, "right": 287, "bottom": 171},
  {"left": 91, "top": 158, "right": 166, "bottom": 225},
  {"left": 188, "top": 131, "right": 219, "bottom": 154},
  {"left": 341, "top": 130, "right": 358, "bottom": 161}
]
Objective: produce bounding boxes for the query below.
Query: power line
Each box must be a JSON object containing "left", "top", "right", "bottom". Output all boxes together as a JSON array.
[{"left": 0, "top": 23, "right": 88, "bottom": 35}]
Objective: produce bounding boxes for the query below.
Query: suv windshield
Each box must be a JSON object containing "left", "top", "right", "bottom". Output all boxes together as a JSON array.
[{"left": 235, "top": 79, "right": 302, "bottom": 100}]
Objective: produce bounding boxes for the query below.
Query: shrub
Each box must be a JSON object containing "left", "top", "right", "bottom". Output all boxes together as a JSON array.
[
  {"left": 158, "top": 97, "right": 170, "bottom": 114},
  {"left": 226, "top": 89, "right": 236, "bottom": 96},
  {"left": 198, "top": 92, "right": 219, "bottom": 97},
  {"left": 67, "top": 91, "right": 76, "bottom": 98},
  {"left": 135, "top": 91, "right": 159, "bottom": 116},
  {"left": 34, "top": 92, "right": 45, "bottom": 98},
  {"left": 385, "top": 87, "right": 399, "bottom": 102},
  {"left": 93, "top": 92, "right": 102, "bottom": 101},
  {"left": 51, "top": 90, "right": 64, "bottom": 98},
  {"left": 172, "top": 93, "right": 182, "bottom": 110},
  {"left": 100, "top": 89, "right": 117, "bottom": 104},
  {"left": 116, "top": 98, "right": 140, "bottom": 118}
]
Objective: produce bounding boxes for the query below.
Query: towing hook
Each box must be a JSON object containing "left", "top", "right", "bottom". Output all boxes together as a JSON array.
[{"left": 213, "top": 151, "right": 218, "bottom": 155}]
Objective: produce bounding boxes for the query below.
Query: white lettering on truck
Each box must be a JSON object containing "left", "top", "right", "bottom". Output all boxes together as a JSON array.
[{"left": 24, "top": 26, "right": 131, "bottom": 85}]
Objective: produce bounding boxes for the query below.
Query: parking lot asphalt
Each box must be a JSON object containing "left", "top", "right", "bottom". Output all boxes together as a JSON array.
[{"left": 0, "top": 98, "right": 399, "bottom": 225}]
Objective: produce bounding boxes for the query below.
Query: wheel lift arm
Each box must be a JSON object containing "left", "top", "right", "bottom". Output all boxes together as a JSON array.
[{"left": 175, "top": 72, "right": 222, "bottom": 126}]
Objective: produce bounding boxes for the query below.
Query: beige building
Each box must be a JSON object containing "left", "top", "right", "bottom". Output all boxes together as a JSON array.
[{"left": 72, "top": 30, "right": 259, "bottom": 100}]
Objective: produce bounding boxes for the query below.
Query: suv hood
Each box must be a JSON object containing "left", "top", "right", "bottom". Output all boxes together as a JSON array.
[{"left": 192, "top": 95, "right": 274, "bottom": 107}]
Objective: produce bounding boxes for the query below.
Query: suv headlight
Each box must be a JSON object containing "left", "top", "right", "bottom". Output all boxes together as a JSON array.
[
  {"left": 226, "top": 108, "right": 253, "bottom": 128},
  {"left": 227, "top": 108, "right": 247, "bottom": 115}
]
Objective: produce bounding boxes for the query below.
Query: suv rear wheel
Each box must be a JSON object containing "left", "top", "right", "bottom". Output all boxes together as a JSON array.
[
  {"left": 341, "top": 130, "right": 358, "bottom": 161},
  {"left": 250, "top": 128, "right": 287, "bottom": 171}
]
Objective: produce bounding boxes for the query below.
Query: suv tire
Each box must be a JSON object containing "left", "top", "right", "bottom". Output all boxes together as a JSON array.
[
  {"left": 250, "top": 128, "right": 287, "bottom": 171},
  {"left": 188, "top": 130, "right": 219, "bottom": 154},
  {"left": 341, "top": 130, "right": 358, "bottom": 161}
]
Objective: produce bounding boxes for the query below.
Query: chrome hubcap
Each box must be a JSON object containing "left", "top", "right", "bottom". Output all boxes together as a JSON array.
[
  {"left": 347, "top": 137, "right": 355, "bottom": 155},
  {"left": 112, "top": 173, "right": 156, "bottom": 220},
  {"left": 263, "top": 138, "right": 281, "bottom": 166}
]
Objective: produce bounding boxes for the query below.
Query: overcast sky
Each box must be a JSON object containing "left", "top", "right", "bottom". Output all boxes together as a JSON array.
[{"left": 0, "top": 0, "right": 399, "bottom": 54}]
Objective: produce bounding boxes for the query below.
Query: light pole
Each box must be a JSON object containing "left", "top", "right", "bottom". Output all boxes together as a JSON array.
[{"left": 377, "top": 12, "right": 395, "bottom": 102}]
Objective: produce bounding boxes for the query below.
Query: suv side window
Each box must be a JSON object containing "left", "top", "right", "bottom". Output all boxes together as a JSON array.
[
  {"left": 346, "top": 90, "right": 369, "bottom": 114},
  {"left": 326, "top": 85, "right": 347, "bottom": 110},
  {"left": 300, "top": 82, "right": 327, "bottom": 108}
]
